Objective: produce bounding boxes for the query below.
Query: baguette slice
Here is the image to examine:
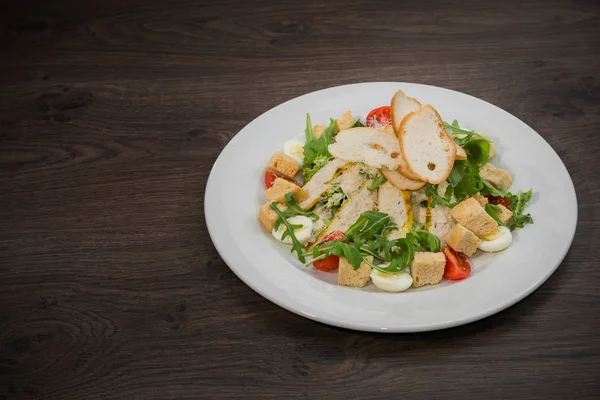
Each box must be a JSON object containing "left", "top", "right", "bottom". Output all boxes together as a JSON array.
[
  {"left": 328, "top": 127, "right": 402, "bottom": 170},
  {"left": 397, "top": 151, "right": 424, "bottom": 180},
  {"left": 391, "top": 90, "right": 422, "bottom": 136},
  {"left": 399, "top": 105, "right": 456, "bottom": 184},
  {"left": 381, "top": 167, "right": 426, "bottom": 191}
]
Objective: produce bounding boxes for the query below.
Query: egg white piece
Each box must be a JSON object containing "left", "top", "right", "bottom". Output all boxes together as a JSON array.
[
  {"left": 283, "top": 140, "right": 305, "bottom": 165},
  {"left": 478, "top": 226, "right": 512, "bottom": 252},
  {"left": 272, "top": 216, "right": 313, "bottom": 245},
  {"left": 370, "top": 269, "right": 413, "bottom": 292}
]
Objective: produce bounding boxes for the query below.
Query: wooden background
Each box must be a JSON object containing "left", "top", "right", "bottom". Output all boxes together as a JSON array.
[{"left": 1, "top": 0, "right": 599, "bottom": 398}]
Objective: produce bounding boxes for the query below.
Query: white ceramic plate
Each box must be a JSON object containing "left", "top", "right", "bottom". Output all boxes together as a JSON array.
[{"left": 205, "top": 82, "right": 577, "bottom": 332}]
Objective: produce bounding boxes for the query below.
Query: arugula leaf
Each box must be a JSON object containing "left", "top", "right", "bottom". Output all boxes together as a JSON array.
[
  {"left": 304, "top": 113, "right": 314, "bottom": 143},
  {"left": 352, "top": 119, "right": 365, "bottom": 128},
  {"left": 373, "top": 237, "right": 414, "bottom": 273},
  {"left": 270, "top": 202, "right": 306, "bottom": 262},
  {"left": 410, "top": 230, "right": 441, "bottom": 252},
  {"left": 302, "top": 115, "right": 338, "bottom": 176},
  {"left": 484, "top": 203, "right": 507, "bottom": 227},
  {"left": 301, "top": 210, "right": 435, "bottom": 272},
  {"left": 506, "top": 190, "right": 534, "bottom": 230},
  {"left": 345, "top": 211, "right": 397, "bottom": 243},
  {"left": 480, "top": 179, "right": 507, "bottom": 198},
  {"left": 463, "top": 139, "right": 490, "bottom": 167},
  {"left": 426, "top": 183, "right": 455, "bottom": 208},
  {"left": 444, "top": 121, "right": 492, "bottom": 146},
  {"left": 331, "top": 242, "right": 363, "bottom": 269},
  {"left": 284, "top": 192, "right": 318, "bottom": 220},
  {"left": 303, "top": 116, "right": 333, "bottom": 165},
  {"left": 303, "top": 240, "right": 363, "bottom": 270},
  {"left": 368, "top": 173, "right": 387, "bottom": 191}
]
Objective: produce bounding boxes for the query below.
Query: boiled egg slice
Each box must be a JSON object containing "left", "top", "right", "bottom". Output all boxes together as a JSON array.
[
  {"left": 478, "top": 226, "right": 512, "bottom": 252},
  {"left": 370, "top": 268, "right": 413, "bottom": 292},
  {"left": 283, "top": 140, "right": 305, "bottom": 165},
  {"left": 272, "top": 216, "right": 313, "bottom": 245}
]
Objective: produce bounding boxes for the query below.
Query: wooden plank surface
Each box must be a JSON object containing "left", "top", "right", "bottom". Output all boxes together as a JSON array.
[{"left": 1, "top": 0, "right": 599, "bottom": 398}]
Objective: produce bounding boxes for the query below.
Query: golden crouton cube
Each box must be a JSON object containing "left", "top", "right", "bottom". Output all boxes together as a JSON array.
[
  {"left": 445, "top": 224, "right": 481, "bottom": 257},
  {"left": 313, "top": 124, "right": 326, "bottom": 140},
  {"left": 258, "top": 202, "right": 287, "bottom": 232},
  {"left": 450, "top": 197, "right": 498, "bottom": 237},
  {"left": 479, "top": 163, "right": 512, "bottom": 190},
  {"left": 264, "top": 178, "right": 308, "bottom": 203},
  {"left": 410, "top": 252, "right": 446, "bottom": 288},
  {"left": 472, "top": 192, "right": 489, "bottom": 207},
  {"left": 338, "top": 256, "right": 372, "bottom": 288},
  {"left": 495, "top": 204, "right": 513, "bottom": 225},
  {"left": 265, "top": 152, "right": 300, "bottom": 180},
  {"left": 336, "top": 110, "right": 355, "bottom": 132}
]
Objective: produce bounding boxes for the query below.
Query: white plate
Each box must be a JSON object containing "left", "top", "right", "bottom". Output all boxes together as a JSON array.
[{"left": 205, "top": 82, "right": 577, "bottom": 332}]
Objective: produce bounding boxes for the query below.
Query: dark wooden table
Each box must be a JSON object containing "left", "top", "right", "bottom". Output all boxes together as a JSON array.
[{"left": 1, "top": 0, "right": 599, "bottom": 398}]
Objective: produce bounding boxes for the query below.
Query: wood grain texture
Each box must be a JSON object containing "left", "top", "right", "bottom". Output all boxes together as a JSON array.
[{"left": 1, "top": 0, "right": 599, "bottom": 398}]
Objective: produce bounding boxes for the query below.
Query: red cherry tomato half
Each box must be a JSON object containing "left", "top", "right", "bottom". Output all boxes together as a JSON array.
[
  {"left": 487, "top": 195, "right": 512, "bottom": 208},
  {"left": 264, "top": 171, "right": 277, "bottom": 188},
  {"left": 442, "top": 246, "right": 471, "bottom": 280},
  {"left": 264, "top": 171, "right": 303, "bottom": 189},
  {"left": 366, "top": 106, "right": 392, "bottom": 128},
  {"left": 321, "top": 231, "right": 345, "bottom": 243},
  {"left": 313, "top": 255, "right": 340, "bottom": 271},
  {"left": 313, "top": 230, "right": 345, "bottom": 271}
]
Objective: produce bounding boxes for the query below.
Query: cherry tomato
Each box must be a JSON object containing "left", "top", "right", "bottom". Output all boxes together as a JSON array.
[
  {"left": 442, "top": 246, "right": 471, "bottom": 280},
  {"left": 366, "top": 106, "right": 392, "bottom": 128},
  {"left": 264, "top": 171, "right": 277, "bottom": 188},
  {"left": 487, "top": 195, "right": 512, "bottom": 208},
  {"left": 313, "top": 231, "right": 344, "bottom": 271},
  {"left": 321, "top": 231, "right": 345, "bottom": 242},
  {"left": 264, "top": 171, "right": 303, "bottom": 189},
  {"left": 313, "top": 255, "right": 340, "bottom": 271}
]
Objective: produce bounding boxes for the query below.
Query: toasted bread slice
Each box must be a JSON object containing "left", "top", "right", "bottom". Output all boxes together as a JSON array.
[
  {"left": 379, "top": 125, "right": 395, "bottom": 137},
  {"left": 399, "top": 105, "right": 456, "bottom": 184},
  {"left": 328, "top": 127, "right": 402, "bottom": 170},
  {"left": 391, "top": 90, "right": 422, "bottom": 136},
  {"left": 455, "top": 143, "right": 467, "bottom": 160},
  {"left": 397, "top": 151, "right": 424, "bottom": 180},
  {"left": 381, "top": 167, "right": 426, "bottom": 191}
]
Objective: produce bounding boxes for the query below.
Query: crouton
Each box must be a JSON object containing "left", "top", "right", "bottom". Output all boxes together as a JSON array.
[
  {"left": 479, "top": 163, "right": 512, "bottom": 190},
  {"left": 258, "top": 202, "right": 287, "bottom": 232},
  {"left": 445, "top": 224, "right": 481, "bottom": 257},
  {"left": 313, "top": 124, "right": 326, "bottom": 140},
  {"left": 455, "top": 143, "right": 467, "bottom": 160},
  {"left": 338, "top": 256, "right": 372, "bottom": 288},
  {"left": 495, "top": 204, "right": 513, "bottom": 225},
  {"left": 336, "top": 110, "right": 355, "bottom": 132},
  {"left": 472, "top": 192, "right": 489, "bottom": 207},
  {"left": 450, "top": 197, "right": 498, "bottom": 237},
  {"left": 264, "top": 178, "right": 308, "bottom": 203},
  {"left": 410, "top": 252, "right": 446, "bottom": 288},
  {"left": 265, "top": 152, "right": 300, "bottom": 180},
  {"left": 482, "top": 134, "right": 496, "bottom": 158}
]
